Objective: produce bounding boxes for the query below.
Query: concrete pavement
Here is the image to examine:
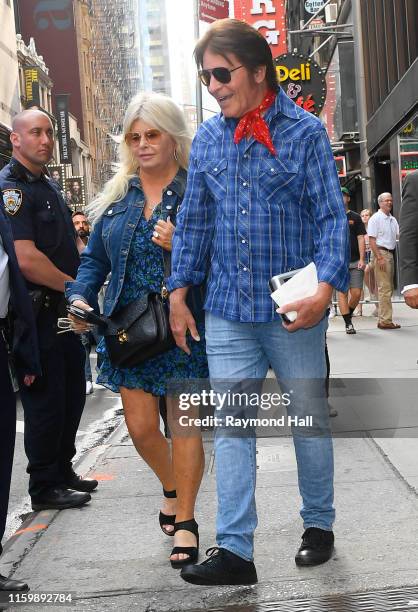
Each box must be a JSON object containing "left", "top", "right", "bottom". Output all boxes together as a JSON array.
[{"left": 1, "top": 303, "right": 417, "bottom": 611}]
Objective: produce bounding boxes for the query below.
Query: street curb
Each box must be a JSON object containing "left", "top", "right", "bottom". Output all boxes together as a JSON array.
[{"left": 0, "top": 417, "right": 128, "bottom": 580}]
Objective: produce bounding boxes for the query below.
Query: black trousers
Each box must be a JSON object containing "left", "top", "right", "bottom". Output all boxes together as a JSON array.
[
  {"left": 0, "top": 334, "right": 16, "bottom": 552},
  {"left": 20, "top": 311, "right": 86, "bottom": 497}
]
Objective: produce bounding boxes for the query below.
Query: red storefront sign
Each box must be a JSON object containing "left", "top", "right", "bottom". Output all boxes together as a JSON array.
[
  {"left": 234, "top": 0, "right": 287, "bottom": 57},
  {"left": 199, "top": 0, "right": 230, "bottom": 23}
]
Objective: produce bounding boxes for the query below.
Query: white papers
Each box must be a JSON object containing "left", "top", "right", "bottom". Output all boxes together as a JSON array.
[{"left": 270, "top": 263, "right": 318, "bottom": 321}]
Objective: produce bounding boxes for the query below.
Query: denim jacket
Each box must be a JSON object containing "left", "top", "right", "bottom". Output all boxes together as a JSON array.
[{"left": 65, "top": 169, "right": 204, "bottom": 318}]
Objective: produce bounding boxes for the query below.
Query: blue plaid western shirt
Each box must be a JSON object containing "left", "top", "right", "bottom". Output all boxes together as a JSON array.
[{"left": 167, "top": 87, "right": 349, "bottom": 322}]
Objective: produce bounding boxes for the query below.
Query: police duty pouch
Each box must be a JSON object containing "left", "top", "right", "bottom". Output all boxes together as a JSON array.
[
  {"left": 269, "top": 262, "right": 318, "bottom": 322},
  {"left": 103, "top": 291, "right": 175, "bottom": 368}
]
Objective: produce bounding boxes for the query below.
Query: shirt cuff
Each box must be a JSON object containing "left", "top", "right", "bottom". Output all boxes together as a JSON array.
[
  {"left": 166, "top": 271, "right": 206, "bottom": 292},
  {"left": 401, "top": 284, "right": 418, "bottom": 294},
  {"left": 68, "top": 294, "right": 88, "bottom": 304}
]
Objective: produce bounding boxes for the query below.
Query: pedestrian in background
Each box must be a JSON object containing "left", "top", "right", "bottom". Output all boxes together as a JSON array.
[
  {"left": 0, "top": 201, "right": 40, "bottom": 592},
  {"left": 358, "top": 208, "right": 378, "bottom": 316},
  {"left": 0, "top": 109, "right": 97, "bottom": 512},
  {"left": 399, "top": 170, "right": 418, "bottom": 309},
  {"left": 66, "top": 93, "right": 208, "bottom": 568},
  {"left": 368, "top": 192, "right": 401, "bottom": 329},
  {"left": 337, "top": 188, "right": 366, "bottom": 333},
  {"left": 168, "top": 19, "right": 349, "bottom": 586},
  {"left": 72, "top": 211, "right": 96, "bottom": 395}
]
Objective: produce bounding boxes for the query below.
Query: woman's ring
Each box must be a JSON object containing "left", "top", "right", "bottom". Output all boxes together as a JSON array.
[{"left": 153, "top": 231, "right": 160, "bottom": 238}]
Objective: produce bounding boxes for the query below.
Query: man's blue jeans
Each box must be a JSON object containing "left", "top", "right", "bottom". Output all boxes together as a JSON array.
[{"left": 205, "top": 311, "right": 334, "bottom": 562}]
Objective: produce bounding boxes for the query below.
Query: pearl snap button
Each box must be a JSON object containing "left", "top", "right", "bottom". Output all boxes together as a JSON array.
[
  {"left": 166, "top": 190, "right": 173, "bottom": 195},
  {"left": 108, "top": 209, "right": 113, "bottom": 214}
]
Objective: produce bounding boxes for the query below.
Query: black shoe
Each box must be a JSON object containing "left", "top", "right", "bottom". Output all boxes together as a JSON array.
[
  {"left": 345, "top": 323, "right": 356, "bottom": 334},
  {"left": 295, "top": 527, "right": 334, "bottom": 566},
  {"left": 159, "top": 488, "right": 176, "bottom": 537},
  {"left": 0, "top": 574, "right": 29, "bottom": 592},
  {"left": 180, "top": 547, "right": 258, "bottom": 585},
  {"left": 31, "top": 486, "right": 91, "bottom": 511},
  {"left": 65, "top": 471, "right": 98, "bottom": 493},
  {"left": 170, "top": 518, "right": 199, "bottom": 569}
]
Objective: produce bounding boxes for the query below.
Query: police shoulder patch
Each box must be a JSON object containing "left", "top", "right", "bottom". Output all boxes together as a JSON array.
[{"left": 2, "top": 189, "right": 23, "bottom": 215}]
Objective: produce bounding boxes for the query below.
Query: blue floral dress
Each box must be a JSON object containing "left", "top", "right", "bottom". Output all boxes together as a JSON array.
[{"left": 96, "top": 205, "right": 208, "bottom": 395}]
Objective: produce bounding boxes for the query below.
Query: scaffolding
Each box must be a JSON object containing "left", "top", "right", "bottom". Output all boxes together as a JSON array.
[{"left": 89, "top": 0, "right": 141, "bottom": 185}]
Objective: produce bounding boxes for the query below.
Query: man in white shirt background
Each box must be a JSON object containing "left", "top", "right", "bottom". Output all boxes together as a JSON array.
[{"left": 367, "top": 193, "right": 401, "bottom": 329}]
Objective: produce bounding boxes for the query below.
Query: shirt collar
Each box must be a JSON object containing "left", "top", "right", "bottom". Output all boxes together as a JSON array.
[
  {"left": 128, "top": 167, "right": 187, "bottom": 198},
  {"left": 220, "top": 86, "right": 302, "bottom": 128},
  {"left": 9, "top": 157, "right": 47, "bottom": 183}
]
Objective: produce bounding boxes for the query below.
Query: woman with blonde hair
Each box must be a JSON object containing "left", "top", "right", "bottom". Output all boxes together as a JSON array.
[{"left": 65, "top": 92, "right": 208, "bottom": 568}]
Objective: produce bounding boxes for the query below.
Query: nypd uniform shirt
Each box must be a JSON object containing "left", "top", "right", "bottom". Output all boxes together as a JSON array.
[{"left": 0, "top": 158, "right": 80, "bottom": 287}]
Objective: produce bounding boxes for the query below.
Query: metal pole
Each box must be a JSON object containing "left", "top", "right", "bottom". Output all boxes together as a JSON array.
[
  {"left": 352, "top": 0, "right": 372, "bottom": 208},
  {"left": 194, "top": 0, "right": 203, "bottom": 126}
]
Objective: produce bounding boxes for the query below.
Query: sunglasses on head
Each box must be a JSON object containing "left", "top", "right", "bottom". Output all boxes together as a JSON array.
[
  {"left": 125, "top": 129, "right": 162, "bottom": 145},
  {"left": 198, "top": 65, "right": 243, "bottom": 87}
]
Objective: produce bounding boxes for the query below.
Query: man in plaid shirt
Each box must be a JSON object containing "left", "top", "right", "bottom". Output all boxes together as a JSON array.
[{"left": 167, "top": 19, "right": 349, "bottom": 585}]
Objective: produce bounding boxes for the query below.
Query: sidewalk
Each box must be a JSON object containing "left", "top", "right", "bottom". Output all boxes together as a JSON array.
[{"left": 1, "top": 304, "right": 418, "bottom": 611}]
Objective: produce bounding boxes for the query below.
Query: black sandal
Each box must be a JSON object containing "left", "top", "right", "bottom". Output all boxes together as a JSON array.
[
  {"left": 170, "top": 518, "right": 199, "bottom": 569},
  {"left": 159, "top": 488, "right": 176, "bottom": 536}
]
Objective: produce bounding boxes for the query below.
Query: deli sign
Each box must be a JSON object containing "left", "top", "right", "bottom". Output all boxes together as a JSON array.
[
  {"left": 234, "top": 0, "right": 287, "bottom": 57},
  {"left": 275, "top": 53, "right": 327, "bottom": 116}
]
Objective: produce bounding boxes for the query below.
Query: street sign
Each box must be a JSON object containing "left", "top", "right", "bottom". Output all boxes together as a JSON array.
[
  {"left": 199, "top": 0, "right": 229, "bottom": 23},
  {"left": 304, "top": 0, "right": 326, "bottom": 14}
]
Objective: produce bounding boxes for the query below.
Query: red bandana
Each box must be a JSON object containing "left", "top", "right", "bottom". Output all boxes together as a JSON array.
[{"left": 233, "top": 90, "right": 277, "bottom": 156}]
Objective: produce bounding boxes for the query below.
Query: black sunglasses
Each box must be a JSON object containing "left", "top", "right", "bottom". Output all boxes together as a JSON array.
[{"left": 198, "top": 65, "right": 243, "bottom": 87}]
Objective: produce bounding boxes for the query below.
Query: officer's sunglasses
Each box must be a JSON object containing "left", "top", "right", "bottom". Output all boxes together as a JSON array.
[
  {"left": 125, "top": 129, "right": 162, "bottom": 146},
  {"left": 198, "top": 65, "right": 243, "bottom": 87}
]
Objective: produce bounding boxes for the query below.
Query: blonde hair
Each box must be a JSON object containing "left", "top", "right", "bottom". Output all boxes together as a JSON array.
[
  {"left": 87, "top": 92, "right": 192, "bottom": 222},
  {"left": 360, "top": 208, "right": 372, "bottom": 217}
]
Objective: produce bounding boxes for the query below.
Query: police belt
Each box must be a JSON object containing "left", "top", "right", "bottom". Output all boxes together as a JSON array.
[{"left": 29, "top": 288, "right": 66, "bottom": 318}]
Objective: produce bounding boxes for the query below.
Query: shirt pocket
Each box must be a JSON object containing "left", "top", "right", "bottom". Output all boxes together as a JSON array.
[
  {"left": 197, "top": 158, "right": 228, "bottom": 200},
  {"left": 102, "top": 205, "right": 128, "bottom": 249},
  {"left": 257, "top": 141, "right": 300, "bottom": 206},
  {"left": 35, "top": 208, "right": 58, "bottom": 248}
]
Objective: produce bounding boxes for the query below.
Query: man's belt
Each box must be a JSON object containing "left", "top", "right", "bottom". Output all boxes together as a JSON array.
[{"left": 377, "top": 246, "right": 394, "bottom": 253}]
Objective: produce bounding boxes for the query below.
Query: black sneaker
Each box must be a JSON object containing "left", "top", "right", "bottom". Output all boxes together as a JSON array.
[
  {"left": 345, "top": 322, "right": 356, "bottom": 334},
  {"left": 180, "top": 547, "right": 258, "bottom": 585},
  {"left": 295, "top": 527, "right": 334, "bottom": 566}
]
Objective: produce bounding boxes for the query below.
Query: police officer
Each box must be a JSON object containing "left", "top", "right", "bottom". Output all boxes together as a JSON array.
[
  {"left": 0, "top": 204, "right": 39, "bottom": 592},
  {"left": 0, "top": 109, "right": 97, "bottom": 510}
]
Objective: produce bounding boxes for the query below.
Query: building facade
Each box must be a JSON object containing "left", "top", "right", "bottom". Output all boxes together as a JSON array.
[
  {"left": 0, "top": 0, "right": 20, "bottom": 169},
  {"left": 360, "top": 0, "right": 418, "bottom": 218},
  {"left": 138, "top": 0, "right": 171, "bottom": 95},
  {"left": 14, "top": 0, "right": 140, "bottom": 199}
]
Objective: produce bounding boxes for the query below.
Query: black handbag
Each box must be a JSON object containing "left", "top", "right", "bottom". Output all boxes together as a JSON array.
[{"left": 103, "top": 289, "right": 175, "bottom": 368}]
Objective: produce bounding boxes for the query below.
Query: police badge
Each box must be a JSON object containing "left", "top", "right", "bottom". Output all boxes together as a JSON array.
[{"left": 2, "top": 189, "right": 23, "bottom": 215}]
